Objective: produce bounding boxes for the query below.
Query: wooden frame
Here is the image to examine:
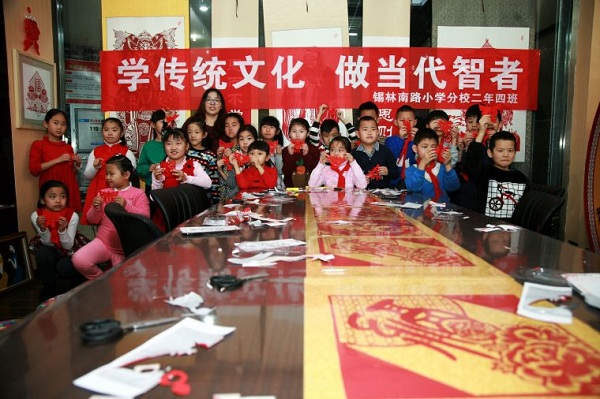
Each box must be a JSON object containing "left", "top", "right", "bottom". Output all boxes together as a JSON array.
[
  {"left": 13, "top": 49, "right": 57, "bottom": 130},
  {"left": 0, "top": 232, "right": 33, "bottom": 293}
]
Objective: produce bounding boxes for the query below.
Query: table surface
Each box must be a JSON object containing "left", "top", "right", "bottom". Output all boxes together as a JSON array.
[{"left": 1, "top": 189, "right": 600, "bottom": 398}]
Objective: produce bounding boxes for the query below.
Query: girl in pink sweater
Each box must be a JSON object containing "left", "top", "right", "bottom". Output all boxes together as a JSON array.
[
  {"left": 308, "top": 136, "right": 368, "bottom": 189},
  {"left": 73, "top": 155, "right": 150, "bottom": 280}
]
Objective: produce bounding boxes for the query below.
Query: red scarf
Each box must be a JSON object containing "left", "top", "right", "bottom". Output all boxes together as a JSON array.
[
  {"left": 397, "top": 139, "right": 412, "bottom": 179},
  {"left": 37, "top": 208, "right": 74, "bottom": 247},
  {"left": 425, "top": 162, "right": 442, "bottom": 202},
  {"left": 331, "top": 161, "right": 351, "bottom": 188},
  {"left": 160, "top": 158, "right": 196, "bottom": 188}
]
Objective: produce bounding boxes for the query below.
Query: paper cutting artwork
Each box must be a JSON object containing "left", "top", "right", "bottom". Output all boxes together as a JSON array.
[
  {"left": 330, "top": 294, "right": 600, "bottom": 397},
  {"left": 26, "top": 71, "right": 49, "bottom": 116}
]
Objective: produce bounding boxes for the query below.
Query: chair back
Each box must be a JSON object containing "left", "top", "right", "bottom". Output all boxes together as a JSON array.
[
  {"left": 104, "top": 202, "right": 164, "bottom": 257},
  {"left": 529, "top": 183, "right": 566, "bottom": 197},
  {"left": 151, "top": 185, "right": 210, "bottom": 232},
  {"left": 510, "top": 190, "right": 565, "bottom": 238}
]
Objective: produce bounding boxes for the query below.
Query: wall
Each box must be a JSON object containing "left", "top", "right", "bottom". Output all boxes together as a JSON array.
[
  {"left": 4, "top": 0, "right": 54, "bottom": 241},
  {"left": 565, "top": 0, "right": 599, "bottom": 248}
]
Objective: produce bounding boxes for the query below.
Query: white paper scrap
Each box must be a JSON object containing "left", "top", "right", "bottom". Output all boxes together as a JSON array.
[
  {"left": 562, "top": 273, "right": 600, "bottom": 308},
  {"left": 180, "top": 226, "right": 240, "bottom": 234},
  {"left": 517, "top": 282, "right": 573, "bottom": 324},
  {"left": 236, "top": 239, "right": 306, "bottom": 252}
]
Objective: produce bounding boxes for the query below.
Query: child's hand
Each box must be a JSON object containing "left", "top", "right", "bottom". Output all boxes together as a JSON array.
[
  {"left": 478, "top": 115, "right": 493, "bottom": 132},
  {"left": 319, "top": 151, "right": 328, "bottom": 164},
  {"left": 442, "top": 149, "right": 452, "bottom": 165},
  {"left": 173, "top": 169, "right": 187, "bottom": 183},
  {"left": 419, "top": 149, "right": 437, "bottom": 169},
  {"left": 57, "top": 216, "right": 68, "bottom": 232},
  {"left": 72, "top": 154, "right": 82, "bottom": 167},
  {"left": 336, "top": 109, "right": 347, "bottom": 124},
  {"left": 229, "top": 153, "right": 239, "bottom": 168},
  {"left": 217, "top": 159, "right": 225, "bottom": 168},
  {"left": 93, "top": 194, "right": 103, "bottom": 209},
  {"left": 345, "top": 153, "right": 354, "bottom": 163},
  {"left": 223, "top": 148, "right": 233, "bottom": 158},
  {"left": 378, "top": 166, "right": 389, "bottom": 176},
  {"left": 36, "top": 215, "right": 47, "bottom": 231},
  {"left": 58, "top": 153, "right": 72, "bottom": 163},
  {"left": 317, "top": 104, "right": 327, "bottom": 120},
  {"left": 114, "top": 196, "right": 126, "bottom": 207},
  {"left": 216, "top": 146, "right": 225, "bottom": 158},
  {"left": 301, "top": 143, "right": 309, "bottom": 155},
  {"left": 287, "top": 145, "right": 295, "bottom": 155},
  {"left": 153, "top": 166, "right": 164, "bottom": 179},
  {"left": 93, "top": 158, "right": 104, "bottom": 169},
  {"left": 150, "top": 163, "right": 158, "bottom": 172}
]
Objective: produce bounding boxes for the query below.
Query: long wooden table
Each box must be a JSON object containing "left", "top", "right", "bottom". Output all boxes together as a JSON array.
[{"left": 1, "top": 189, "right": 599, "bottom": 398}]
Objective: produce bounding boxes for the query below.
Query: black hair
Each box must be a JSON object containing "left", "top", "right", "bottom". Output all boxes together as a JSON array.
[
  {"left": 465, "top": 104, "right": 481, "bottom": 120},
  {"left": 248, "top": 140, "right": 270, "bottom": 155},
  {"left": 224, "top": 112, "right": 244, "bottom": 127},
  {"left": 259, "top": 116, "right": 284, "bottom": 145},
  {"left": 182, "top": 117, "right": 211, "bottom": 149},
  {"left": 395, "top": 105, "right": 416, "bottom": 118},
  {"left": 192, "top": 88, "right": 227, "bottom": 135},
  {"left": 102, "top": 117, "right": 127, "bottom": 145},
  {"left": 106, "top": 154, "right": 139, "bottom": 187},
  {"left": 238, "top": 124, "right": 259, "bottom": 141},
  {"left": 320, "top": 119, "right": 339, "bottom": 134},
  {"left": 426, "top": 110, "right": 449, "bottom": 125},
  {"left": 162, "top": 128, "right": 190, "bottom": 144},
  {"left": 357, "top": 115, "right": 378, "bottom": 129},
  {"left": 413, "top": 128, "right": 439, "bottom": 146},
  {"left": 37, "top": 180, "right": 68, "bottom": 208},
  {"left": 149, "top": 109, "right": 166, "bottom": 140},
  {"left": 329, "top": 136, "right": 351, "bottom": 152},
  {"left": 488, "top": 131, "right": 516, "bottom": 150},
  {"left": 359, "top": 101, "right": 379, "bottom": 116},
  {"left": 44, "top": 108, "right": 68, "bottom": 123}
]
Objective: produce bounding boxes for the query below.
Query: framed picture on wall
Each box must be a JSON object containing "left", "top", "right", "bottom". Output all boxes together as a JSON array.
[
  {"left": 0, "top": 232, "right": 33, "bottom": 293},
  {"left": 13, "top": 49, "right": 57, "bottom": 130}
]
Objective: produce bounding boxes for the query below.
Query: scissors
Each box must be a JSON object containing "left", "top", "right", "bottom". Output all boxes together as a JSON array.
[
  {"left": 80, "top": 314, "right": 194, "bottom": 346},
  {"left": 207, "top": 272, "right": 269, "bottom": 292}
]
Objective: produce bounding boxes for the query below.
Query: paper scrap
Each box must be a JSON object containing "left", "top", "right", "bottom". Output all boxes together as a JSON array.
[
  {"left": 562, "top": 273, "right": 600, "bottom": 308},
  {"left": 517, "top": 282, "right": 573, "bottom": 324},
  {"left": 74, "top": 318, "right": 235, "bottom": 397},
  {"left": 165, "top": 292, "right": 213, "bottom": 316},
  {"left": 235, "top": 239, "right": 306, "bottom": 252},
  {"left": 180, "top": 226, "right": 240, "bottom": 234}
]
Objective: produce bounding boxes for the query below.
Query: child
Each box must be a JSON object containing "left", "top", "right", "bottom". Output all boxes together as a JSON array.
[
  {"left": 465, "top": 103, "right": 502, "bottom": 146},
  {"left": 29, "top": 109, "right": 82, "bottom": 212},
  {"left": 217, "top": 112, "right": 244, "bottom": 159},
  {"left": 233, "top": 141, "right": 277, "bottom": 191},
  {"left": 426, "top": 110, "right": 460, "bottom": 166},
  {"left": 137, "top": 110, "right": 167, "bottom": 196},
  {"left": 385, "top": 105, "right": 419, "bottom": 188},
  {"left": 30, "top": 180, "right": 87, "bottom": 300},
  {"left": 259, "top": 116, "right": 285, "bottom": 187},
  {"left": 218, "top": 124, "right": 258, "bottom": 198},
  {"left": 463, "top": 131, "right": 528, "bottom": 219},
  {"left": 352, "top": 116, "right": 399, "bottom": 189},
  {"left": 81, "top": 117, "right": 136, "bottom": 224},
  {"left": 152, "top": 128, "right": 212, "bottom": 190},
  {"left": 184, "top": 117, "right": 220, "bottom": 204},
  {"left": 72, "top": 155, "right": 150, "bottom": 280},
  {"left": 405, "top": 128, "right": 460, "bottom": 203},
  {"left": 309, "top": 104, "right": 349, "bottom": 151},
  {"left": 308, "top": 136, "right": 367, "bottom": 189},
  {"left": 282, "top": 118, "right": 321, "bottom": 188}
]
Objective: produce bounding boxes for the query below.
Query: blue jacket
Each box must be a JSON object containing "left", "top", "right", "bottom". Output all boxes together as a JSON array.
[{"left": 405, "top": 163, "right": 460, "bottom": 203}]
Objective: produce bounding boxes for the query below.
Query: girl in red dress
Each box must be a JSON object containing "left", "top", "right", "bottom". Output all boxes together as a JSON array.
[
  {"left": 81, "top": 117, "right": 136, "bottom": 224},
  {"left": 29, "top": 109, "right": 82, "bottom": 212}
]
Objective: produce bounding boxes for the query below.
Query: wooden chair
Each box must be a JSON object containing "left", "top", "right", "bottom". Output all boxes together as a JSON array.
[
  {"left": 150, "top": 185, "right": 210, "bottom": 232},
  {"left": 104, "top": 202, "right": 164, "bottom": 257},
  {"left": 510, "top": 190, "right": 565, "bottom": 239}
]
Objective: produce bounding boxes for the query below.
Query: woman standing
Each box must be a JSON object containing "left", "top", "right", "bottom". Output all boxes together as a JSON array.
[{"left": 191, "top": 88, "right": 227, "bottom": 154}]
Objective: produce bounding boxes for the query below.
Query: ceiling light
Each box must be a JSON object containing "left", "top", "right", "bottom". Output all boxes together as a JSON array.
[
  {"left": 349, "top": 32, "right": 358, "bottom": 37},
  {"left": 199, "top": 5, "right": 209, "bottom": 12}
]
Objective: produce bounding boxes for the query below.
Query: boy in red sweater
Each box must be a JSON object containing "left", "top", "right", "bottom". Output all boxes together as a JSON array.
[{"left": 232, "top": 141, "right": 277, "bottom": 190}]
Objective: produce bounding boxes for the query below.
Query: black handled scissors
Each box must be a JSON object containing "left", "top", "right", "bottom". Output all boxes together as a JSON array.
[
  {"left": 207, "top": 273, "right": 269, "bottom": 292},
  {"left": 80, "top": 314, "right": 194, "bottom": 346}
]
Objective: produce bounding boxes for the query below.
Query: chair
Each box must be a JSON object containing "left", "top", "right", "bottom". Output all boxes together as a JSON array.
[
  {"left": 150, "top": 185, "right": 210, "bottom": 232},
  {"left": 530, "top": 183, "right": 566, "bottom": 197},
  {"left": 510, "top": 190, "right": 565, "bottom": 238},
  {"left": 104, "top": 202, "right": 164, "bottom": 257}
]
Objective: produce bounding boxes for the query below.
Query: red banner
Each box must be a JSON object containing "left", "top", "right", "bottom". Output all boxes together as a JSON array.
[{"left": 101, "top": 47, "right": 540, "bottom": 112}]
